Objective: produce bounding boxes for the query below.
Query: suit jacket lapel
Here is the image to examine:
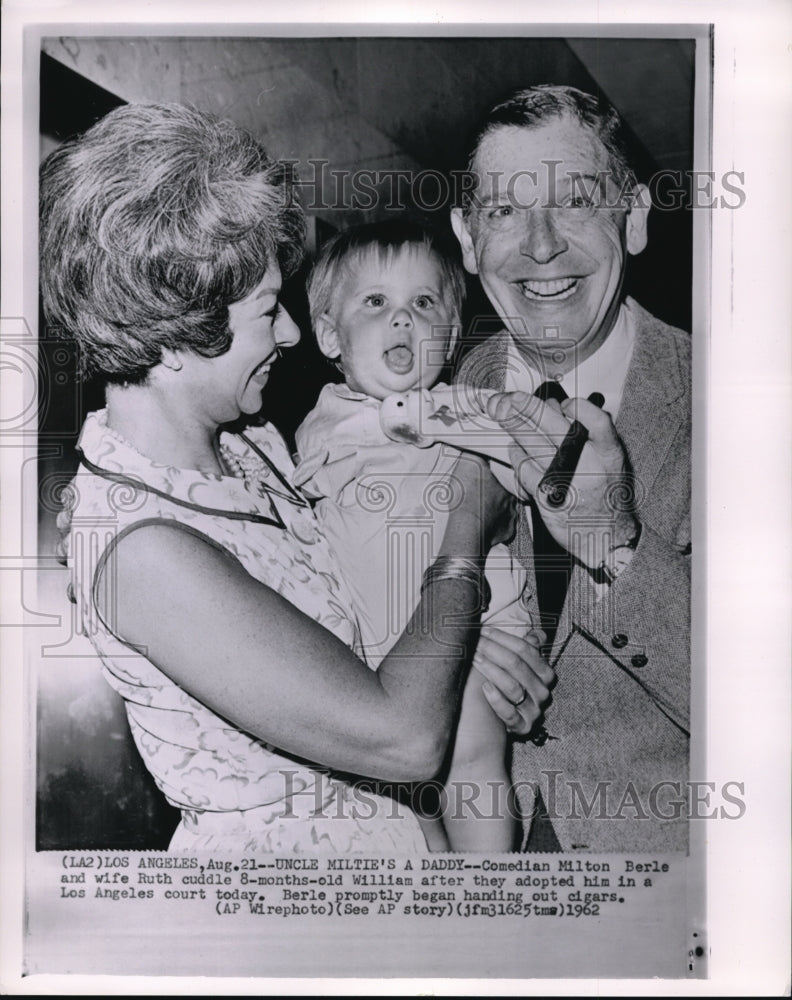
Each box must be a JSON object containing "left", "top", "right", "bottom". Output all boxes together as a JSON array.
[
  {"left": 616, "top": 299, "right": 687, "bottom": 500},
  {"left": 552, "top": 300, "right": 688, "bottom": 656}
]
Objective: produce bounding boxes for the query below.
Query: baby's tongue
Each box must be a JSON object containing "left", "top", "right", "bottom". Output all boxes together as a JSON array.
[{"left": 384, "top": 346, "right": 414, "bottom": 374}]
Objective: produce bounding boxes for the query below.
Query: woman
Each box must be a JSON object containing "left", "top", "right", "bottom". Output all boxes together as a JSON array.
[{"left": 41, "top": 103, "right": 553, "bottom": 852}]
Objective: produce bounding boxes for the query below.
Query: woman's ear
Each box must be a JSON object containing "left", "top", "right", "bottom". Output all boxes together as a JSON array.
[
  {"left": 314, "top": 314, "right": 341, "bottom": 361},
  {"left": 160, "top": 349, "right": 183, "bottom": 372}
]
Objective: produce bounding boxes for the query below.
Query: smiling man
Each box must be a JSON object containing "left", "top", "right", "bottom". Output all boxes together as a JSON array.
[{"left": 451, "top": 85, "right": 691, "bottom": 853}]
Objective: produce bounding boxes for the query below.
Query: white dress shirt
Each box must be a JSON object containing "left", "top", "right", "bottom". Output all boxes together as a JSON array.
[{"left": 503, "top": 299, "right": 637, "bottom": 418}]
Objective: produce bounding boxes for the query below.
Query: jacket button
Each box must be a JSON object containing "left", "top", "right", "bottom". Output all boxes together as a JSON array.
[
  {"left": 631, "top": 653, "right": 649, "bottom": 668},
  {"left": 611, "top": 633, "right": 628, "bottom": 649}
]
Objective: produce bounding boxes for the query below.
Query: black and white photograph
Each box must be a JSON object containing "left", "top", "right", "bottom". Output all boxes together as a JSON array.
[{"left": 1, "top": 1, "right": 789, "bottom": 994}]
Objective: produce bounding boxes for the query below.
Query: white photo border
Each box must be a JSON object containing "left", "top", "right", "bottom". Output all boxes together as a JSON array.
[{"left": 1, "top": 1, "right": 790, "bottom": 995}]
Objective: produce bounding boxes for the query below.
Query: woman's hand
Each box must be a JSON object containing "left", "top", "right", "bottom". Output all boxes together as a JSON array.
[
  {"left": 444, "top": 451, "right": 519, "bottom": 554},
  {"left": 473, "top": 626, "right": 556, "bottom": 737}
]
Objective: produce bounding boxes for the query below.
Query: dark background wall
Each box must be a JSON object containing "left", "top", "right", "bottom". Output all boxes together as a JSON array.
[{"left": 37, "top": 34, "right": 699, "bottom": 849}]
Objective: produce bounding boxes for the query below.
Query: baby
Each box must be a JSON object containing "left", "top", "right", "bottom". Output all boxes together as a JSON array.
[{"left": 294, "top": 219, "right": 537, "bottom": 852}]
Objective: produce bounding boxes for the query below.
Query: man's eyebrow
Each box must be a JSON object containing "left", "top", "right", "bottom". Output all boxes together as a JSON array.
[
  {"left": 549, "top": 171, "right": 603, "bottom": 185},
  {"left": 474, "top": 191, "right": 510, "bottom": 207}
]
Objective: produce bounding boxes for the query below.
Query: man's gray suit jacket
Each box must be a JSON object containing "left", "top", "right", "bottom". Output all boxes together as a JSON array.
[{"left": 455, "top": 297, "right": 691, "bottom": 852}]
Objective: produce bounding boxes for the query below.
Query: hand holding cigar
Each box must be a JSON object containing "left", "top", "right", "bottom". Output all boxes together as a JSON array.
[
  {"left": 484, "top": 386, "right": 637, "bottom": 570},
  {"left": 536, "top": 390, "right": 605, "bottom": 508},
  {"left": 380, "top": 383, "right": 613, "bottom": 513}
]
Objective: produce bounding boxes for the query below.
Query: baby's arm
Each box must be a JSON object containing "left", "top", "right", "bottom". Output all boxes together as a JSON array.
[
  {"left": 441, "top": 665, "right": 518, "bottom": 852},
  {"left": 380, "top": 385, "right": 545, "bottom": 494},
  {"left": 442, "top": 624, "right": 554, "bottom": 852}
]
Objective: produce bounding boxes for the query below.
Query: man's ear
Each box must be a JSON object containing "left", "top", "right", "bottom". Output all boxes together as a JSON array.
[
  {"left": 625, "top": 183, "right": 651, "bottom": 256},
  {"left": 314, "top": 314, "right": 341, "bottom": 360},
  {"left": 450, "top": 207, "right": 479, "bottom": 275}
]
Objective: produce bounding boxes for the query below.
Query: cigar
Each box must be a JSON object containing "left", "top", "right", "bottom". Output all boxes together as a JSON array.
[{"left": 537, "top": 392, "right": 604, "bottom": 507}]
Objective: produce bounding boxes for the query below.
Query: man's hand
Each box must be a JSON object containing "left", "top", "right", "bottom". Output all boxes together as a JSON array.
[
  {"left": 486, "top": 391, "right": 639, "bottom": 568},
  {"left": 472, "top": 626, "right": 556, "bottom": 737}
]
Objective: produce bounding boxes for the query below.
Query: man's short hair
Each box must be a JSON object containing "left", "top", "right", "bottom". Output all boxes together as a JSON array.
[
  {"left": 307, "top": 218, "right": 466, "bottom": 329},
  {"left": 39, "top": 102, "right": 305, "bottom": 384},
  {"left": 463, "top": 84, "right": 638, "bottom": 213}
]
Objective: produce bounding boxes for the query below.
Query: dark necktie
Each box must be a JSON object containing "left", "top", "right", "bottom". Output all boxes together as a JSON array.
[
  {"left": 523, "top": 381, "right": 604, "bottom": 853},
  {"left": 530, "top": 380, "right": 574, "bottom": 654},
  {"left": 522, "top": 379, "right": 570, "bottom": 853}
]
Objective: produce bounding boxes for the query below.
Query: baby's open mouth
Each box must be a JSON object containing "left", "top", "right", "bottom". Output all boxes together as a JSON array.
[
  {"left": 384, "top": 345, "right": 414, "bottom": 374},
  {"left": 519, "top": 277, "right": 578, "bottom": 301}
]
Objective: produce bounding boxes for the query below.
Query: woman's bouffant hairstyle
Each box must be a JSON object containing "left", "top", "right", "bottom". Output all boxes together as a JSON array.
[
  {"left": 463, "top": 84, "right": 638, "bottom": 215},
  {"left": 39, "top": 103, "right": 306, "bottom": 384},
  {"left": 307, "top": 218, "right": 467, "bottom": 330}
]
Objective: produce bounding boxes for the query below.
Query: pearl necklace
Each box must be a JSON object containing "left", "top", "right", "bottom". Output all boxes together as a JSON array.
[
  {"left": 220, "top": 442, "right": 258, "bottom": 478},
  {"left": 218, "top": 441, "right": 273, "bottom": 497}
]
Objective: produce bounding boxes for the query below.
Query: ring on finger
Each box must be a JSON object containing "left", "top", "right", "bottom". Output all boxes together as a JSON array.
[{"left": 513, "top": 687, "right": 528, "bottom": 707}]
